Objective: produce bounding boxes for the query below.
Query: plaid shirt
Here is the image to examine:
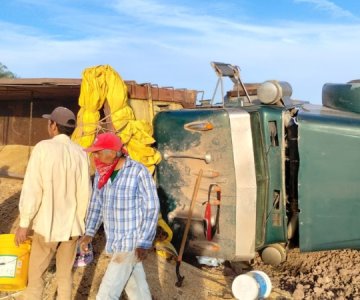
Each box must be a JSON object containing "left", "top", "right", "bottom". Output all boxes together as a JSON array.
[{"left": 85, "top": 157, "right": 160, "bottom": 253}]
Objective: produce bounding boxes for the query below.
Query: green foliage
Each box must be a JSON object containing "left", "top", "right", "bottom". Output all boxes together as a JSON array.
[{"left": 0, "top": 63, "right": 17, "bottom": 78}]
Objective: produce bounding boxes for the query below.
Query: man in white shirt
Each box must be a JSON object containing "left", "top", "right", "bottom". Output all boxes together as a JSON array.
[{"left": 15, "top": 106, "right": 91, "bottom": 300}]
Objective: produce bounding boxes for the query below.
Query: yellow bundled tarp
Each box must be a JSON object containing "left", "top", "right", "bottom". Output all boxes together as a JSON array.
[
  {"left": 154, "top": 214, "right": 178, "bottom": 259},
  {"left": 72, "top": 66, "right": 110, "bottom": 147},
  {"left": 71, "top": 64, "right": 161, "bottom": 174},
  {"left": 119, "top": 120, "right": 161, "bottom": 174}
]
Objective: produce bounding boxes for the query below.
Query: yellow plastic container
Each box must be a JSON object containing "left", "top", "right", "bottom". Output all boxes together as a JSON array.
[{"left": 0, "top": 234, "right": 31, "bottom": 291}]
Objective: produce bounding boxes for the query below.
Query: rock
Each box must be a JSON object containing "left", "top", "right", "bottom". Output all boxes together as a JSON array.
[{"left": 292, "top": 284, "right": 304, "bottom": 300}]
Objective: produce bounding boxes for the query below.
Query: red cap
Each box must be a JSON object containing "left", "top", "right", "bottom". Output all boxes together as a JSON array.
[{"left": 84, "top": 133, "right": 124, "bottom": 153}]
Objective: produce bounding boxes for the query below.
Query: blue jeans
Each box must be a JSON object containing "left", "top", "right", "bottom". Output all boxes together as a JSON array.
[{"left": 96, "top": 251, "right": 152, "bottom": 300}]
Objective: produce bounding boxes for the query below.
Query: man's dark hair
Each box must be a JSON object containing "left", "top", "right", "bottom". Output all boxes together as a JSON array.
[{"left": 50, "top": 120, "right": 75, "bottom": 136}]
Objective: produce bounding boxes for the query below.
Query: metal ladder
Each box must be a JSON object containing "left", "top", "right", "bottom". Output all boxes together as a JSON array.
[{"left": 210, "top": 62, "right": 251, "bottom": 106}]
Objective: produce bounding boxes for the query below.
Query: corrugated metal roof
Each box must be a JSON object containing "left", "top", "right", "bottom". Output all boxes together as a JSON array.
[
  {"left": 0, "top": 78, "right": 198, "bottom": 108},
  {"left": 0, "top": 78, "right": 81, "bottom": 102}
]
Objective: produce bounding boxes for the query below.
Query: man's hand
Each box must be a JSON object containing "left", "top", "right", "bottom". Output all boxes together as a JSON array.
[
  {"left": 135, "top": 248, "right": 148, "bottom": 261},
  {"left": 79, "top": 235, "right": 93, "bottom": 253},
  {"left": 14, "top": 227, "right": 29, "bottom": 246}
]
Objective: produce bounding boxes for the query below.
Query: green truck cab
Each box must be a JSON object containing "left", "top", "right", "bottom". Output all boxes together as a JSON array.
[{"left": 154, "top": 63, "right": 360, "bottom": 264}]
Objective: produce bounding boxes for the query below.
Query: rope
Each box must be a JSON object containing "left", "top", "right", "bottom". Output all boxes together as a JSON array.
[{"left": 74, "top": 110, "right": 131, "bottom": 139}]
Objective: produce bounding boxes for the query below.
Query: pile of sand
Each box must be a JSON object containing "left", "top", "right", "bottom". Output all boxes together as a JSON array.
[{"left": 0, "top": 145, "right": 32, "bottom": 178}]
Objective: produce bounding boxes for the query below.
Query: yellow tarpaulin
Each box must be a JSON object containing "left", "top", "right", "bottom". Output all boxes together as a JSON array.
[{"left": 71, "top": 64, "right": 161, "bottom": 174}]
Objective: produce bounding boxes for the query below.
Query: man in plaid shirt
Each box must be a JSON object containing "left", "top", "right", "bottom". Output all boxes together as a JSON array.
[{"left": 80, "top": 132, "right": 159, "bottom": 300}]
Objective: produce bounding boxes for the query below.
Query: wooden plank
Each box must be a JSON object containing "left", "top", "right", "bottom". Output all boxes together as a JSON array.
[
  {"left": 226, "top": 83, "right": 260, "bottom": 97},
  {"left": 125, "top": 82, "right": 197, "bottom": 108}
]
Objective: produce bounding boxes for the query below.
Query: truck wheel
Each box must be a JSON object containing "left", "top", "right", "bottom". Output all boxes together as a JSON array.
[{"left": 261, "top": 243, "right": 287, "bottom": 266}]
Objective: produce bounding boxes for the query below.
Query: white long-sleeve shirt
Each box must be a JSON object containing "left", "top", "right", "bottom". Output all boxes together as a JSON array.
[{"left": 19, "top": 134, "right": 91, "bottom": 242}]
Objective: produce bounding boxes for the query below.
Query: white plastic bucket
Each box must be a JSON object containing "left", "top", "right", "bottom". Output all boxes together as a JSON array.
[{"left": 232, "top": 270, "right": 272, "bottom": 300}]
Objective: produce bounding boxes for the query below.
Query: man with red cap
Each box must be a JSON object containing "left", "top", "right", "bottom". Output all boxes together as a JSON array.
[
  {"left": 15, "top": 106, "right": 91, "bottom": 300},
  {"left": 80, "top": 132, "right": 159, "bottom": 300}
]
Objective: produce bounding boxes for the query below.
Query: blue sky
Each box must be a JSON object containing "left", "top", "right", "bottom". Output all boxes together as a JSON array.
[{"left": 1, "top": 0, "right": 359, "bottom": 104}]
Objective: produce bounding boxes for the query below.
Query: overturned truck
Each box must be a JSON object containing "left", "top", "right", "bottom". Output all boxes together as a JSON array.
[{"left": 154, "top": 62, "right": 360, "bottom": 265}]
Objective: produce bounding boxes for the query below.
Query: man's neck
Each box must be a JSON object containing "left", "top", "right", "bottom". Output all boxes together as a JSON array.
[{"left": 114, "top": 156, "right": 126, "bottom": 170}]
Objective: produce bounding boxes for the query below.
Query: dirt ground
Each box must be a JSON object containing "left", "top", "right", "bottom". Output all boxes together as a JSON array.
[{"left": 1, "top": 177, "right": 360, "bottom": 300}]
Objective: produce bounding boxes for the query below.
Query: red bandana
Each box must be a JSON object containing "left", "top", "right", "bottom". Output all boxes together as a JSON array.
[{"left": 94, "top": 157, "right": 120, "bottom": 189}]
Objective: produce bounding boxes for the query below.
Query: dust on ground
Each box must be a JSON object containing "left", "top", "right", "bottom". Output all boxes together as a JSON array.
[{"left": 1, "top": 177, "right": 360, "bottom": 300}]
